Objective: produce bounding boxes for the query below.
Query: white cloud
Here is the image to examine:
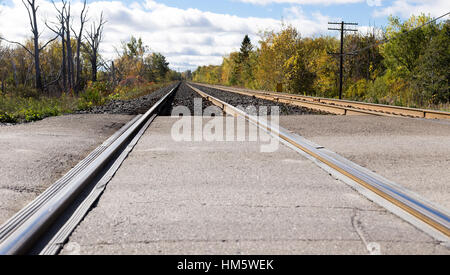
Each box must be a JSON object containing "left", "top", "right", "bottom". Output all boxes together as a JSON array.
[
  {"left": 373, "top": 0, "right": 450, "bottom": 18},
  {"left": 236, "top": 0, "right": 363, "bottom": 5},
  {"left": 366, "top": 0, "right": 382, "bottom": 7},
  {"left": 0, "top": 0, "right": 334, "bottom": 71}
]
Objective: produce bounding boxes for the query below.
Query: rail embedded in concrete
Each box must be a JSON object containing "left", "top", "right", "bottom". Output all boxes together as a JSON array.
[
  {"left": 194, "top": 82, "right": 450, "bottom": 119},
  {"left": 188, "top": 83, "right": 450, "bottom": 241},
  {"left": 0, "top": 83, "right": 180, "bottom": 255}
]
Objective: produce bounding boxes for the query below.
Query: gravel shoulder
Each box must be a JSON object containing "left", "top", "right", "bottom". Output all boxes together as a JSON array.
[
  {"left": 0, "top": 114, "right": 134, "bottom": 225},
  {"left": 279, "top": 115, "right": 450, "bottom": 210}
]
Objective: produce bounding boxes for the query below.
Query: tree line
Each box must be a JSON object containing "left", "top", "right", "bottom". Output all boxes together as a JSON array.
[
  {"left": 192, "top": 15, "right": 449, "bottom": 108},
  {"left": 0, "top": 0, "right": 181, "bottom": 98}
]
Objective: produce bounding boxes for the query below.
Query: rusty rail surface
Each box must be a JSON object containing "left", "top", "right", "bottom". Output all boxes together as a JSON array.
[{"left": 194, "top": 83, "right": 450, "bottom": 119}]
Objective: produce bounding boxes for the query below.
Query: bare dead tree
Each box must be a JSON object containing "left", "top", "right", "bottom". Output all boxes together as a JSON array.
[
  {"left": 0, "top": 0, "right": 58, "bottom": 91},
  {"left": 64, "top": 2, "right": 74, "bottom": 90},
  {"left": 47, "top": 0, "right": 67, "bottom": 92},
  {"left": 1, "top": 1, "right": 58, "bottom": 91},
  {"left": 98, "top": 57, "right": 116, "bottom": 87},
  {"left": 71, "top": 0, "right": 88, "bottom": 93},
  {"left": 83, "top": 12, "right": 106, "bottom": 82}
]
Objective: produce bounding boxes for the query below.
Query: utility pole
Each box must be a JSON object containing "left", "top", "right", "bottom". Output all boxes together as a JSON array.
[{"left": 328, "top": 21, "right": 358, "bottom": 100}]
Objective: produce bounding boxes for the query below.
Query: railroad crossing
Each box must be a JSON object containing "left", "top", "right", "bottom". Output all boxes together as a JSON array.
[{"left": 0, "top": 82, "right": 449, "bottom": 255}]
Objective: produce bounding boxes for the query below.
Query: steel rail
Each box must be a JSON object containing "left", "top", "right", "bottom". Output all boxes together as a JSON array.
[
  {"left": 194, "top": 83, "right": 450, "bottom": 120},
  {"left": 188, "top": 83, "right": 450, "bottom": 240},
  {"left": 0, "top": 115, "right": 143, "bottom": 242},
  {"left": 0, "top": 83, "right": 180, "bottom": 255},
  {"left": 192, "top": 83, "right": 378, "bottom": 116}
]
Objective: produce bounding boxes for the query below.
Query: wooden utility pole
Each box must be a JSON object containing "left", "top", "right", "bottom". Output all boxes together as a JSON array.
[{"left": 328, "top": 21, "right": 358, "bottom": 100}]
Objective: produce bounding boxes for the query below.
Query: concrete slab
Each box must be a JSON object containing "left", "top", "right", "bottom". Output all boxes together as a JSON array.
[
  {"left": 279, "top": 115, "right": 450, "bottom": 210},
  {"left": 62, "top": 117, "right": 448, "bottom": 255},
  {"left": 0, "top": 114, "right": 134, "bottom": 225}
]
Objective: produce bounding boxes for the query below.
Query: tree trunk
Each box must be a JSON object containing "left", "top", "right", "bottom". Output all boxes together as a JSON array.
[
  {"left": 111, "top": 61, "right": 115, "bottom": 86},
  {"left": 75, "top": 42, "right": 81, "bottom": 93},
  {"left": 66, "top": 28, "right": 73, "bottom": 90},
  {"left": 34, "top": 46, "right": 42, "bottom": 90},
  {"left": 92, "top": 55, "right": 97, "bottom": 82},
  {"left": 61, "top": 32, "right": 67, "bottom": 93},
  {"left": 12, "top": 60, "right": 18, "bottom": 87},
  {"left": 32, "top": 14, "right": 42, "bottom": 91}
]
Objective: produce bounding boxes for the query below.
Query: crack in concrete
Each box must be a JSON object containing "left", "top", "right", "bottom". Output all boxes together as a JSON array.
[
  {"left": 200, "top": 203, "right": 384, "bottom": 212},
  {"left": 0, "top": 185, "right": 42, "bottom": 194},
  {"left": 77, "top": 237, "right": 443, "bottom": 248},
  {"left": 351, "top": 208, "right": 382, "bottom": 255}
]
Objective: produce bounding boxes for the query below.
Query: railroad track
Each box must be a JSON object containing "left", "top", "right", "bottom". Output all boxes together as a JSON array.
[
  {"left": 0, "top": 83, "right": 180, "bottom": 255},
  {"left": 187, "top": 83, "right": 450, "bottom": 244},
  {"left": 0, "top": 81, "right": 448, "bottom": 255},
  {"left": 193, "top": 83, "right": 450, "bottom": 119}
]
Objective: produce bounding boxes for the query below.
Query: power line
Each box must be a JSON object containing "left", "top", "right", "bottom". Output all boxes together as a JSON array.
[
  {"left": 328, "top": 21, "right": 358, "bottom": 100},
  {"left": 347, "top": 11, "right": 450, "bottom": 56}
]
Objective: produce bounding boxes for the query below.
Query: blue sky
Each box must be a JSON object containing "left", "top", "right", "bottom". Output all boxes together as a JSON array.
[
  {"left": 1, "top": 0, "right": 449, "bottom": 71},
  {"left": 114, "top": 0, "right": 447, "bottom": 27},
  {"left": 147, "top": 0, "right": 388, "bottom": 26}
]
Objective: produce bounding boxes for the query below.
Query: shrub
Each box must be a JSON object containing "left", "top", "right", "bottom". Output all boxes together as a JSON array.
[
  {"left": 0, "top": 112, "right": 18, "bottom": 123},
  {"left": 13, "top": 85, "right": 39, "bottom": 98},
  {"left": 0, "top": 92, "right": 75, "bottom": 123},
  {"left": 346, "top": 79, "right": 369, "bottom": 101},
  {"left": 23, "top": 109, "right": 43, "bottom": 122},
  {"left": 118, "top": 76, "right": 146, "bottom": 88},
  {"left": 365, "top": 76, "right": 389, "bottom": 104},
  {"left": 110, "top": 81, "right": 171, "bottom": 100},
  {"left": 78, "top": 81, "right": 111, "bottom": 109}
]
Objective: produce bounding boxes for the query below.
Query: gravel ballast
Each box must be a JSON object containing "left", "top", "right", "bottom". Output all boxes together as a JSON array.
[
  {"left": 164, "top": 82, "right": 218, "bottom": 116},
  {"left": 75, "top": 82, "right": 323, "bottom": 117},
  {"left": 190, "top": 83, "right": 323, "bottom": 116},
  {"left": 77, "top": 83, "right": 179, "bottom": 115}
]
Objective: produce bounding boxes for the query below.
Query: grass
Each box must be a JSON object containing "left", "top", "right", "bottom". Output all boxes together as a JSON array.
[
  {"left": 432, "top": 103, "right": 450, "bottom": 112},
  {"left": 108, "top": 81, "right": 174, "bottom": 101},
  {"left": 0, "top": 81, "right": 174, "bottom": 124},
  {"left": 0, "top": 93, "right": 77, "bottom": 123}
]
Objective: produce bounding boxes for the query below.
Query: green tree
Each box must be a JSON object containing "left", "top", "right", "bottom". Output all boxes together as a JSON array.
[
  {"left": 380, "top": 15, "right": 448, "bottom": 105},
  {"left": 146, "top": 53, "right": 169, "bottom": 82},
  {"left": 381, "top": 15, "right": 437, "bottom": 77},
  {"left": 255, "top": 26, "right": 299, "bottom": 91},
  {"left": 413, "top": 20, "right": 450, "bottom": 104},
  {"left": 238, "top": 35, "right": 254, "bottom": 86},
  {"left": 123, "top": 36, "right": 147, "bottom": 58}
]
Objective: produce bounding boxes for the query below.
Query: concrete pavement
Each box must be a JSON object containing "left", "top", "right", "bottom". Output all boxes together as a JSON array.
[
  {"left": 61, "top": 117, "right": 449, "bottom": 255},
  {"left": 0, "top": 114, "right": 134, "bottom": 226},
  {"left": 279, "top": 115, "right": 450, "bottom": 210}
]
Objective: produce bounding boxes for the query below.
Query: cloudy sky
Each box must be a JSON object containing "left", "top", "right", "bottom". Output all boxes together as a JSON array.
[{"left": 0, "top": 0, "right": 449, "bottom": 71}]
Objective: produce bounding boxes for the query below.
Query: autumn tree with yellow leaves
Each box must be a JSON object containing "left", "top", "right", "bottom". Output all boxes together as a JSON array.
[{"left": 193, "top": 15, "right": 449, "bottom": 109}]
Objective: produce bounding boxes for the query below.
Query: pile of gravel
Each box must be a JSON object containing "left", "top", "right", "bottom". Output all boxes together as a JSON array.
[
  {"left": 77, "top": 83, "right": 179, "bottom": 115},
  {"left": 190, "top": 83, "right": 322, "bottom": 116}
]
